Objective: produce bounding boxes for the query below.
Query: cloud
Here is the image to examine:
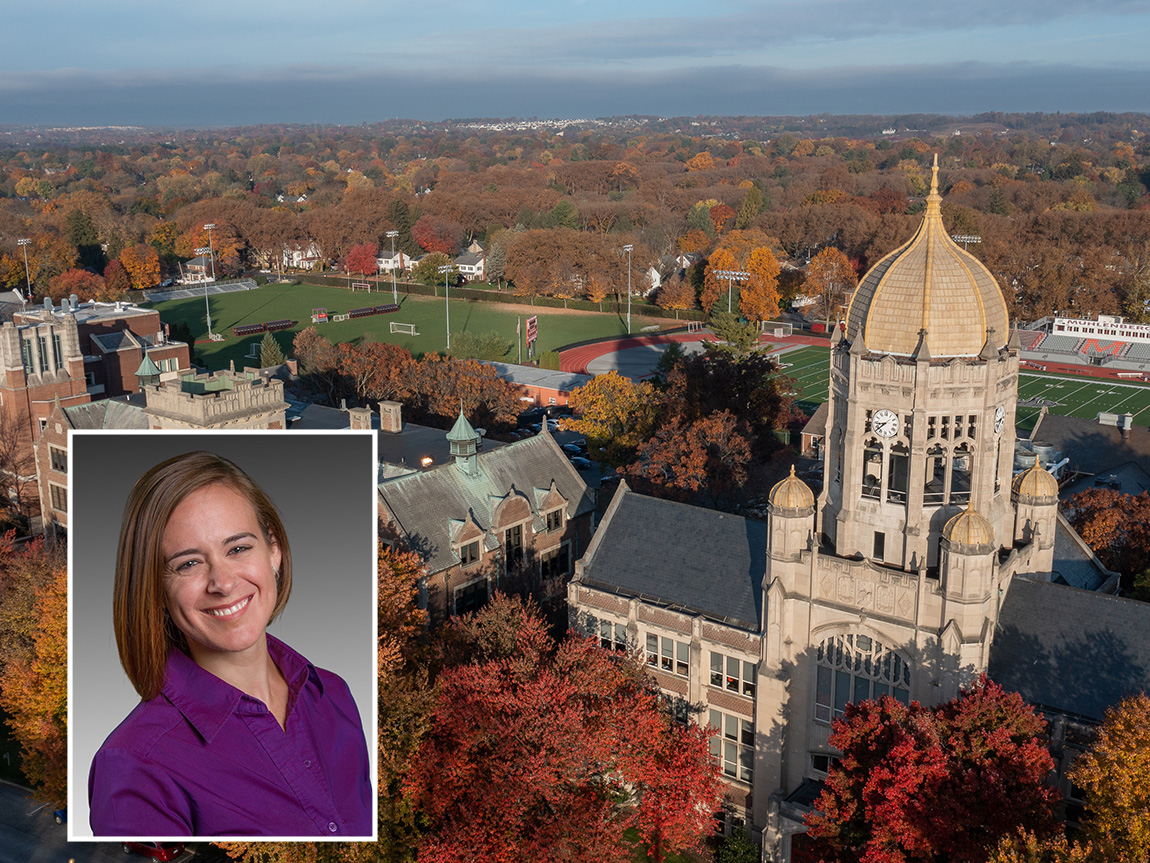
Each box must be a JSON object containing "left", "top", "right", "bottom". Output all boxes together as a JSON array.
[{"left": 1, "top": 61, "right": 1148, "bottom": 127}]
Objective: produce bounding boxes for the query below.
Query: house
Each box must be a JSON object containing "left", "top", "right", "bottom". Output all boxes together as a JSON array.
[
  {"left": 453, "top": 251, "right": 485, "bottom": 282},
  {"left": 376, "top": 250, "right": 410, "bottom": 274},
  {"left": 378, "top": 412, "right": 595, "bottom": 622},
  {"left": 281, "top": 242, "right": 322, "bottom": 271},
  {"left": 568, "top": 158, "right": 1147, "bottom": 858},
  {"left": 180, "top": 254, "right": 214, "bottom": 284}
]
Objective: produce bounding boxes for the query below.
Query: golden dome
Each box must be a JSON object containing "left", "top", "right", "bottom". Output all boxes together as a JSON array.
[
  {"left": 1012, "top": 463, "right": 1059, "bottom": 500},
  {"left": 770, "top": 465, "right": 815, "bottom": 510},
  {"left": 942, "top": 507, "right": 995, "bottom": 550},
  {"left": 845, "top": 156, "right": 1010, "bottom": 358}
]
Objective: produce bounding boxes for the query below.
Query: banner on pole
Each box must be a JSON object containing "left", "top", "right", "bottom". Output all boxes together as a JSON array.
[{"left": 526, "top": 315, "right": 538, "bottom": 345}]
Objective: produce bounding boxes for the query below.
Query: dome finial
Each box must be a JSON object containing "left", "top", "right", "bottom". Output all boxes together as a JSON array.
[{"left": 926, "top": 153, "right": 942, "bottom": 217}]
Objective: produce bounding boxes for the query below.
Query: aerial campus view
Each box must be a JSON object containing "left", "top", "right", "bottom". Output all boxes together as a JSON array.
[{"left": 2, "top": 2, "right": 1150, "bottom": 862}]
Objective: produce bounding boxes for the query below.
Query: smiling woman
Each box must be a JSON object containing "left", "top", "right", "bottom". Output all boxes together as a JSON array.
[{"left": 78, "top": 443, "right": 376, "bottom": 840}]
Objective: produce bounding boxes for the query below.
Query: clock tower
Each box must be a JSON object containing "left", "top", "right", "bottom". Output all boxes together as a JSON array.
[{"left": 817, "top": 156, "right": 1018, "bottom": 572}]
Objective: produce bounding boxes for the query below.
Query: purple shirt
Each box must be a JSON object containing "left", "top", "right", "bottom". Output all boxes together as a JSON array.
[{"left": 89, "top": 634, "right": 372, "bottom": 838}]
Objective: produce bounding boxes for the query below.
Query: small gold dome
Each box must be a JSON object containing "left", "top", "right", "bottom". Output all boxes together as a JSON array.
[
  {"left": 770, "top": 465, "right": 815, "bottom": 510},
  {"left": 845, "top": 156, "right": 1010, "bottom": 358},
  {"left": 942, "top": 507, "right": 995, "bottom": 550},
  {"left": 1012, "top": 463, "right": 1059, "bottom": 500}
]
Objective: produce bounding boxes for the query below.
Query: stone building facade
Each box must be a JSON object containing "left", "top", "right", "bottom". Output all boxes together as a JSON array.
[
  {"left": 568, "top": 159, "right": 1142, "bottom": 860},
  {"left": 142, "top": 366, "right": 287, "bottom": 430}
]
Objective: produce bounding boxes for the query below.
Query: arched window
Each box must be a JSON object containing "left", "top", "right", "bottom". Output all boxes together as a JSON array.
[{"left": 814, "top": 633, "right": 911, "bottom": 723}]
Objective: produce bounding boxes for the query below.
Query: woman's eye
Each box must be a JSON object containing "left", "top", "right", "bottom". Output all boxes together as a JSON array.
[
  {"left": 173, "top": 559, "right": 200, "bottom": 573},
  {"left": 228, "top": 545, "right": 252, "bottom": 556}
]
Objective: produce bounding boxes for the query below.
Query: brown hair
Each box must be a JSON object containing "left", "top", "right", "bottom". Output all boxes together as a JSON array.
[{"left": 113, "top": 451, "right": 293, "bottom": 699}]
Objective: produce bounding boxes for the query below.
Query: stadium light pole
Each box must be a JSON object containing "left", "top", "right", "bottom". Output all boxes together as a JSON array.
[
  {"left": 203, "top": 223, "right": 217, "bottom": 282},
  {"left": 386, "top": 230, "right": 399, "bottom": 305},
  {"left": 622, "top": 244, "right": 633, "bottom": 334},
  {"left": 194, "top": 246, "right": 215, "bottom": 338},
  {"left": 713, "top": 269, "right": 750, "bottom": 314},
  {"left": 17, "top": 238, "right": 31, "bottom": 306},
  {"left": 438, "top": 264, "right": 453, "bottom": 350}
]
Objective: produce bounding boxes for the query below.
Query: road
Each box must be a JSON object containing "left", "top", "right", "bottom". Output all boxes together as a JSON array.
[{"left": 0, "top": 782, "right": 229, "bottom": 863}]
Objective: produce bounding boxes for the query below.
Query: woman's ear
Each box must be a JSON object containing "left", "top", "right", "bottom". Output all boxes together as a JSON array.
[{"left": 269, "top": 534, "right": 283, "bottom": 580}]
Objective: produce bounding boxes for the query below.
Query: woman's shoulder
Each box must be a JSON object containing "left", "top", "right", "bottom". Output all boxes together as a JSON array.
[{"left": 97, "top": 695, "right": 187, "bottom": 759}]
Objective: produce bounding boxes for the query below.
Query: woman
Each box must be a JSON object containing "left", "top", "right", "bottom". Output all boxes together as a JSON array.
[{"left": 89, "top": 451, "right": 373, "bottom": 838}]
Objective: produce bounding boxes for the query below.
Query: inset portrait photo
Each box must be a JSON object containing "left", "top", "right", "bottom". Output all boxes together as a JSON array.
[{"left": 69, "top": 430, "right": 378, "bottom": 842}]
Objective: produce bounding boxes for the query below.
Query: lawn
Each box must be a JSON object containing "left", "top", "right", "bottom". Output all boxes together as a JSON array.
[
  {"left": 766, "top": 344, "right": 1150, "bottom": 431},
  {"left": 147, "top": 282, "right": 657, "bottom": 371}
]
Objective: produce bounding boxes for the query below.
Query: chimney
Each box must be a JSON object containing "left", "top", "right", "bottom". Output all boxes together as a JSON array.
[
  {"left": 348, "top": 406, "right": 372, "bottom": 431},
  {"left": 379, "top": 400, "right": 403, "bottom": 433}
]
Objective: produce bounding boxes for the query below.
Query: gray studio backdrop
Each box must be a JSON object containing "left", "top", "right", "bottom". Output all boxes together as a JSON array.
[{"left": 68, "top": 430, "right": 377, "bottom": 839}]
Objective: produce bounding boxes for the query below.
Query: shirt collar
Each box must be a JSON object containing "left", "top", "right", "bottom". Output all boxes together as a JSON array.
[{"left": 160, "top": 633, "right": 323, "bottom": 743}]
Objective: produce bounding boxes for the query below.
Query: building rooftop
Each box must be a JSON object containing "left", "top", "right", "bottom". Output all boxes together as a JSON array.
[
  {"left": 483, "top": 361, "right": 593, "bottom": 393},
  {"left": 576, "top": 484, "right": 764, "bottom": 631}
]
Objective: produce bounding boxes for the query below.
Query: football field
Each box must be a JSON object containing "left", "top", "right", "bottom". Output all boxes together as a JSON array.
[{"left": 771, "top": 345, "right": 1150, "bottom": 432}]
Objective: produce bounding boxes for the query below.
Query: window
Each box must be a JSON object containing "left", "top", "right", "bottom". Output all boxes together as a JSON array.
[
  {"left": 708, "top": 709, "right": 753, "bottom": 783},
  {"left": 539, "top": 545, "right": 570, "bottom": 580},
  {"left": 504, "top": 524, "right": 523, "bottom": 562},
  {"left": 453, "top": 577, "right": 488, "bottom": 616},
  {"left": 49, "top": 446, "right": 67, "bottom": 473},
  {"left": 873, "top": 532, "right": 885, "bottom": 560},
  {"left": 815, "top": 633, "right": 911, "bottom": 724},
  {"left": 647, "top": 634, "right": 690, "bottom": 677},
  {"left": 545, "top": 508, "right": 563, "bottom": 531},
  {"left": 598, "top": 618, "right": 628, "bottom": 652},
  {"left": 49, "top": 483, "right": 67, "bottom": 513},
  {"left": 458, "top": 540, "right": 480, "bottom": 566},
  {"left": 53, "top": 333, "right": 64, "bottom": 370},
  {"left": 811, "top": 753, "right": 840, "bottom": 776},
  {"left": 38, "top": 335, "right": 49, "bottom": 373},
  {"left": 709, "top": 651, "right": 756, "bottom": 697},
  {"left": 21, "top": 338, "right": 33, "bottom": 374}
]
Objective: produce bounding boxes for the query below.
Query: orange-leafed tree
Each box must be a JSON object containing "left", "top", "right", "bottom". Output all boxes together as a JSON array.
[
  {"left": 701, "top": 248, "right": 737, "bottom": 313},
  {"left": 678, "top": 229, "right": 711, "bottom": 255},
  {"left": 709, "top": 202, "right": 736, "bottom": 235},
  {"left": 740, "top": 247, "right": 781, "bottom": 324},
  {"left": 656, "top": 274, "right": 697, "bottom": 317},
  {"left": 47, "top": 267, "right": 104, "bottom": 301},
  {"left": 0, "top": 561, "right": 68, "bottom": 806},
  {"left": 407, "top": 594, "right": 722, "bottom": 863},
  {"left": 685, "top": 151, "right": 715, "bottom": 172},
  {"left": 1061, "top": 488, "right": 1150, "bottom": 593},
  {"left": 119, "top": 243, "right": 161, "bottom": 290},
  {"left": 804, "top": 246, "right": 858, "bottom": 327},
  {"left": 337, "top": 341, "right": 415, "bottom": 404},
  {"left": 564, "top": 371, "right": 660, "bottom": 467},
  {"left": 103, "top": 259, "right": 131, "bottom": 297}
]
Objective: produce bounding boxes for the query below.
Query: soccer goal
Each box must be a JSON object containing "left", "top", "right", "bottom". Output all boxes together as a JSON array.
[
  {"left": 351, "top": 281, "right": 371, "bottom": 292},
  {"left": 686, "top": 321, "right": 704, "bottom": 333},
  {"left": 764, "top": 321, "right": 793, "bottom": 336},
  {"left": 246, "top": 342, "right": 261, "bottom": 358},
  {"left": 332, "top": 313, "right": 350, "bottom": 322},
  {"left": 390, "top": 322, "right": 419, "bottom": 336}
]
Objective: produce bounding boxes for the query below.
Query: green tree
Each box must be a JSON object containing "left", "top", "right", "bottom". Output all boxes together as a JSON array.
[
  {"left": 708, "top": 310, "right": 760, "bottom": 354},
  {"left": 259, "top": 331, "right": 286, "bottom": 367},
  {"left": 410, "top": 252, "right": 454, "bottom": 287},
  {"left": 448, "top": 330, "right": 512, "bottom": 362},
  {"left": 733, "top": 185, "right": 763, "bottom": 230}
]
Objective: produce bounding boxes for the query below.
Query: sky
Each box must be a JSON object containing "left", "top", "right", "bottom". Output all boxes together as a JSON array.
[{"left": 3, "top": 0, "right": 1150, "bottom": 127}]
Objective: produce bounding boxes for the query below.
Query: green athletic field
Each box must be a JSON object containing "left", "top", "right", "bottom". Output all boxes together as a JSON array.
[
  {"left": 146, "top": 282, "right": 644, "bottom": 369},
  {"left": 771, "top": 345, "right": 1150, "bottom": 432}
]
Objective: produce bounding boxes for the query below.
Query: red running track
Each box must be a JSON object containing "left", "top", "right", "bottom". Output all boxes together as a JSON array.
[{"left": 559, "top": 331, "right": 829, "bottom": 374}]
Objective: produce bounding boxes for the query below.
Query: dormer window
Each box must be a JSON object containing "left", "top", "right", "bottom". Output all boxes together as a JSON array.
[
  {"left": 546, "top": 508, "right": 563, "bottom": 531},
  {"left": 459, "top": 540, "right": 480, "bottom": 566}
]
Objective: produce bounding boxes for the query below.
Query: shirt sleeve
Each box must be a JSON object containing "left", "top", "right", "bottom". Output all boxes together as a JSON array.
[{"left": 89, "top": 746, "right": 193, "bottom": 837}]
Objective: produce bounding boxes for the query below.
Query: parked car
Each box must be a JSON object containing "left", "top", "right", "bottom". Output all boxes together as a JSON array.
[
  {"left": 568, "top": 456, "right": 592, "bottom": 470},
  {"left": 121, "top": 842, "right": 186, "bottom": 862},
  {"left": 52, "top": 808, "right": 66, "bottom": 824}
]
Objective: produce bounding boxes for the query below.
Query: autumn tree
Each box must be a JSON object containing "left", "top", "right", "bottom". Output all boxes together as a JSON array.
[
  {"left": 564, "top": 371, "right": 660, "bottom": 466},
  {"left": 656, "top": 274, "right": 697, "bottom": 317},
  {"left": 804, "top": 246, "right": 858, "bottom": 328},
  {"left": 1060, "top": 488, "right": 1150, "bottom": 593},
  {"left": 292, "top": 326, "right": 341, "bottom": 404},
  {"left": 407, "top": 353, "right": 520, "bottom": 430},
  {"left": 337, "top": 341, "right": 416, "bottom": 405},
  {"left": 344, "top": 242, "right": 379, "bottom": 278},
  {"left": 407, "top": 594, "right": 722, "bottom": 863},
  {"left": 119, "top": 243, "right": 161, "bottom": 290},
  {"left": 702, "top": 248, "right": 738, "bottom": 313},
  {"left": 103, "top": 259, "right": 131, "bottom": 298},
  {"left": 1069, "top": 693, "right": 1150, "bottom": 862},
  {"left": 805, "top": 677, "right": 1059, "bottom": 863},
  {"left": 410, "top": 252, "right": 453, "bottom": 287},
  {"left": 739, "top": 246, "right": 781, "bottom": 324},
  {"left": 46, "top": 267, "right": 103, "bottom": 302},
  {"left": 412, "top": 214, "right": 464, "bottom": 256}
]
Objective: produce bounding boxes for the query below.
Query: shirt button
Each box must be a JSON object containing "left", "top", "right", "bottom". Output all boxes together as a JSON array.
[
  {"left": 304, "top": 760, "right": 311, "bottom": 768},
  {"left": 327, "top": 822, "right": 338, "bottom": 833}
]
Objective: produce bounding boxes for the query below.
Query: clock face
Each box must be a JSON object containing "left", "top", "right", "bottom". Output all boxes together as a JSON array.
[
  {"left": 873, "top": 409, "right": 900, "bottom": 438},
  {"left": 995, "top": 405, "right": 1006, "bottom": 434}
]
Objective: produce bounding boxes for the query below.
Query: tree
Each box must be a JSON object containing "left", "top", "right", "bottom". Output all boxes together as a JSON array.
[
  {"left": 740, "top": 246, "right": 781, "bottom": 324},
  {"left": 702, "top": 248, "right": 738, "bottom": 313},
  {"left": 119, "top": 243, "right": 161, "bottom": 290},
  {"left": 410, "top": 252, "right": 453, "bottom": 287},
  {"left": 734, "top": 185, "right": 764, "bottom": 230},
  {"left": 103, "top": 259, "right": 131, "bottom": 297},
  {"left": 804, "top": 247, "right": 858, "bottom": 328},
  {"left": 292, "top": 326, "right": 341, "bottom": 404},
  {"left": 708, "top": 310, "right": 761, "bottom": 354},
  {"left": 345, "top": 242, "right": 379, "bottom": 278},
  {"left": 46, "top": 267, "right": 102, "bottom": 302},
  {"left": 337, "top": 341, "right": 415, "bottom": 404},
  {"left": 1061, "top": 488, "right": 1150, "bottom": 593},
  {"left": 657, "top": 274, "right": 697, "bottom": 317},
  {"left": 0, "top": 560, "right": 67, "bottom": 806},
  {"left": 564, "top": 371, "right": 660, "bottom": 466},
  {"left": 407, "top": 595, "right": 722, "bottom": 863},
  {"left": 805, "top": 677, "right": 1058, "bottom": 863},
  {"left": 407, "top": 354, "right": 520, "bottom": 430},
  {"left": 1070, "top": 693, "right": 1150, "bottom": 862},
  {"left": 258, "top": 332, "right": 286, "bottom": 367},
  {"left": 626, "top": 411, "right": 753, "bottom": 506},
  {"left": 65, "top": 208, "right": 106, "bottom": 271},
  {"left": 412, "top": 214, "right": 464, "bottom": 256},
  {"left": 448, "top": 330, "right": 512, "bottom": 362}
]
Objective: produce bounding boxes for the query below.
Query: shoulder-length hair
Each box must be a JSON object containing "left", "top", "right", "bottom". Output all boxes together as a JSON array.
[{"left": 114, "top": 451, "right": 293, "bottom": 700}]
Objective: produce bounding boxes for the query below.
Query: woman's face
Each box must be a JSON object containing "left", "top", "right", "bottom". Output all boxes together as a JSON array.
[{"left": 160, "top": 482, "right": 282, "bottom": 664}]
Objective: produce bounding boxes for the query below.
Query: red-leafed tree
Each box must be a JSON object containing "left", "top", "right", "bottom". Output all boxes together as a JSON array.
[
  {"left": 626, "top": 411, "right": 753, "bottom": 506},
  {"left": 47, "top": 267, "right": 104, "bottom": 301},
  {"left": 344, "top": 242, "right": 379, "bottom": 278},
  {"left": 412, "top": 214, "right": 464, "bottom": 256},
  {"left": 337, "top": 341, "right": 415, "bottom": 404},
  {"left": 805, "top": 676, "right": 1058, "bottom": 863},
  {"left": 103, "top": 259, "right": 131, "bottom": 297},
  {"left": 408, "top": 595, "right": 722, "bottom": 863}
]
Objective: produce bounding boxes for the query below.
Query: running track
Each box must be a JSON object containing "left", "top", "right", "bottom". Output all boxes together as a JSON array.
[{"left": 559, "top": 331, "right": 831, "bottom": 375}]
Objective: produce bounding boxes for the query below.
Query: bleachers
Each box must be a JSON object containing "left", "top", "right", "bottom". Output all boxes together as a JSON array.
[
  {"left": 1035, "top": 334, "right": 1081, "bottom": 354},
  {"left": 1014, "top": 329, "right": 1045, "bottom": 350},
  {"left": 1125, "top": 342, "right": 1150, "bottom": 361},
  {"left": 144, "top": 278, "right": 258, "bottom": 303}
]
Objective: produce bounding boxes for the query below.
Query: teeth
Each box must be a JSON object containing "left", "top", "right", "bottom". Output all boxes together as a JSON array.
[{"left": 206, "top": 596, "right": 251, "bottom": 617}]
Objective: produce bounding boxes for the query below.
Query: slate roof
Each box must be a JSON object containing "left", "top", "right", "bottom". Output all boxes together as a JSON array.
[
  {"left": 91, "top": 330, "right": 143, "bottom": 353},
  {"left": 63, "top": 399, "right": 148, "bottom": 430},
  {"left": 378, "top": 430, "right": 594, "bottom": 574},
  {"left": 1029, "top": 411, "right": 1150, "bottom": 477},
  {"left": 482, "top": 361, "right": 593, "bottom": 394},
  {"left": 576, "top": 485, "right": 764, "bottom": 631},
  {"left": 1052, "top": 515, "right": 1112, "bottom": 590},
  {"left": 989, "top": 576, "right": 1150, "bottom": 722}
]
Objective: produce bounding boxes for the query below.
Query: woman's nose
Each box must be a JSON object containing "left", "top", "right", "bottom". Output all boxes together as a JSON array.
[{"left": 205, "top": 561, "right": 237, "bottom": 593}]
